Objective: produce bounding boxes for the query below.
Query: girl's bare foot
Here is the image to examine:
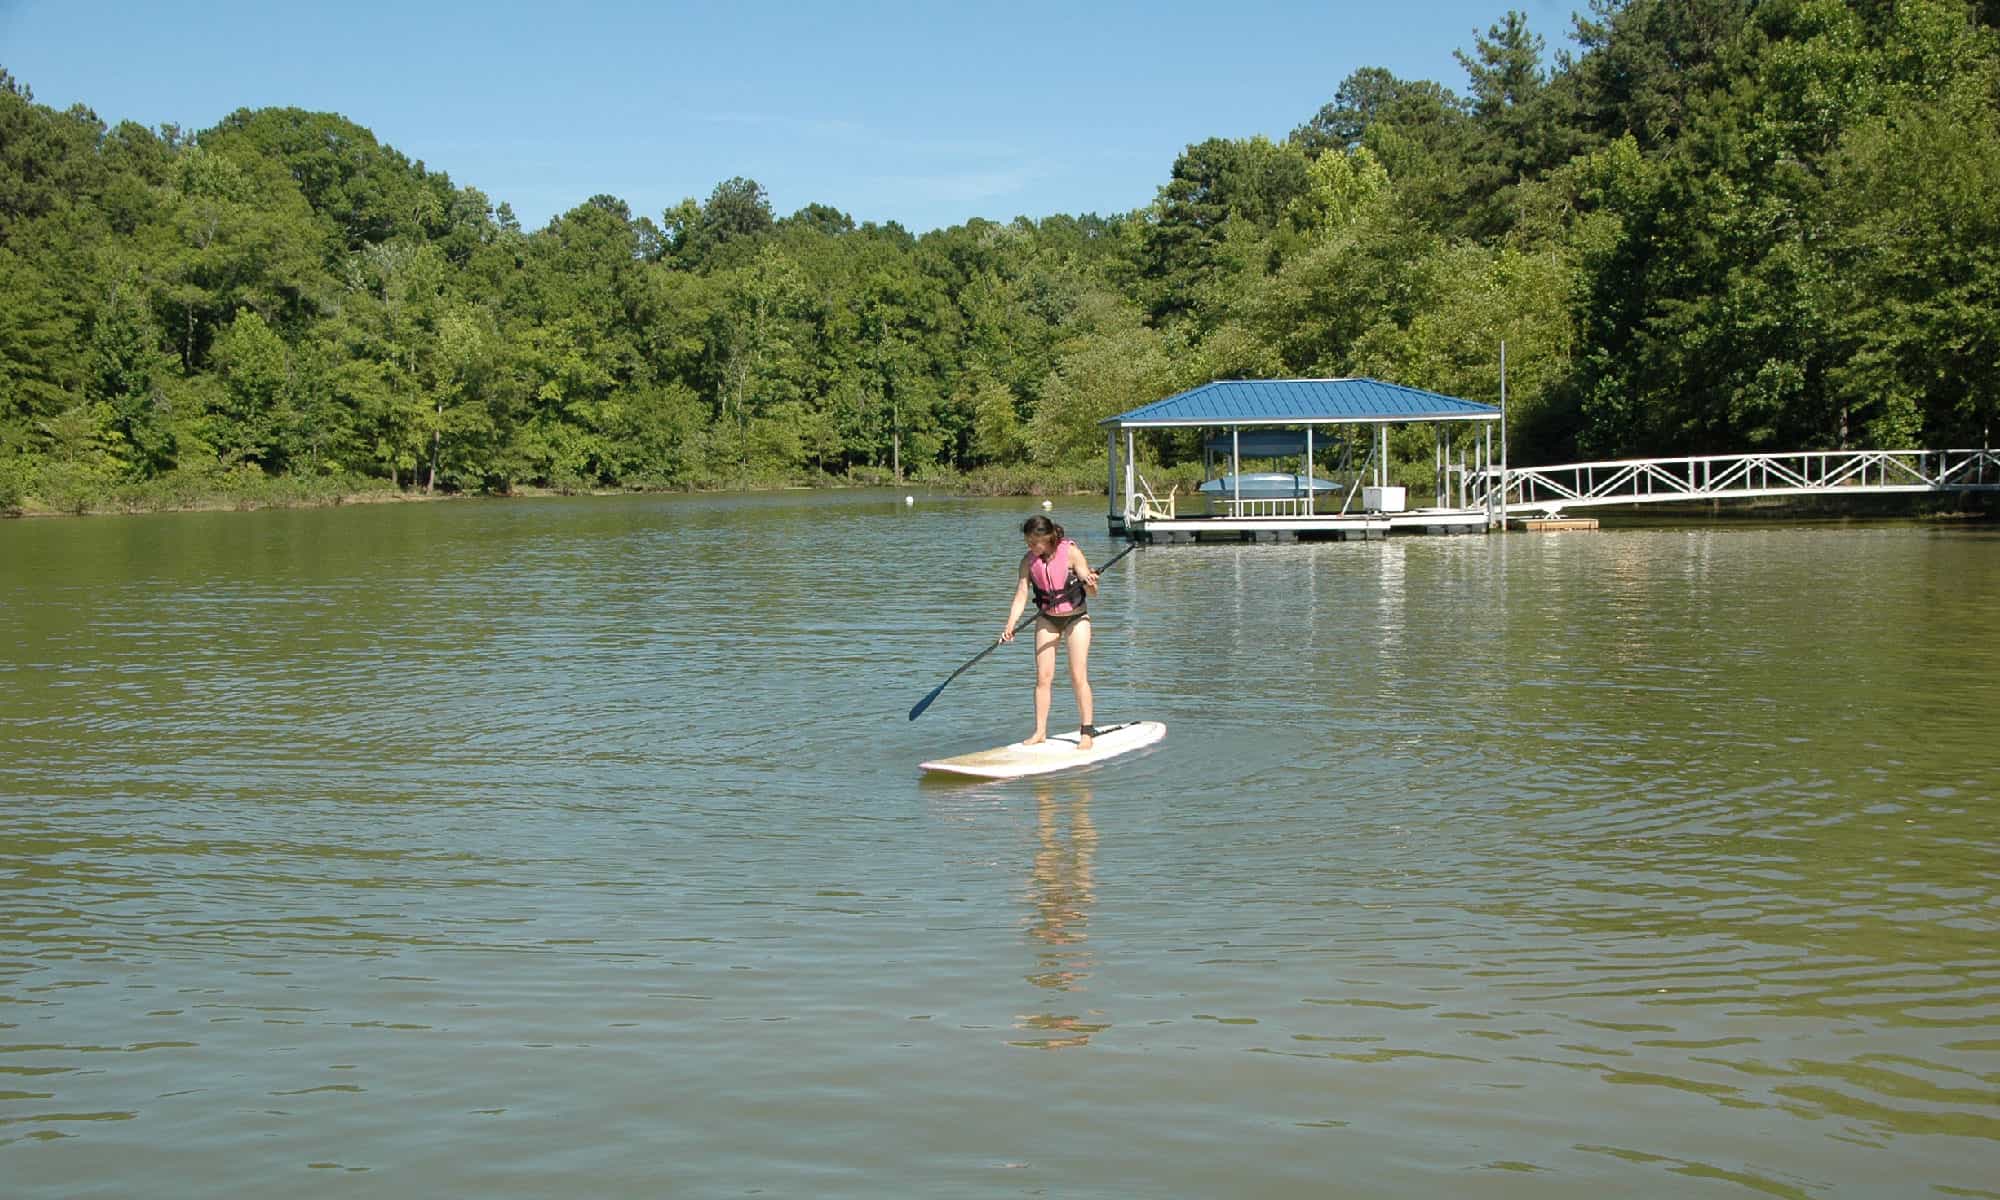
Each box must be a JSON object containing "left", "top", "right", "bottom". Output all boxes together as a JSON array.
[
  {"left": 1079, "top": 735, "right": 1094, "bottom": 750},
  {"left": 1023, "top": 732, "right": 1046, "bottom": 746}
]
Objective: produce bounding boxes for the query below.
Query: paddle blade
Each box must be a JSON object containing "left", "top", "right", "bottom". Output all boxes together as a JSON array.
[{"left": 908, "top": 684, "right": 947, "bottom": 722}]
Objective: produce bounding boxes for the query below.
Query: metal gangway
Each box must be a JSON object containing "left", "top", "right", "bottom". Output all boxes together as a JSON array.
[{"left": 1470, "top": 448, "right": 2000, "bottom": 519}]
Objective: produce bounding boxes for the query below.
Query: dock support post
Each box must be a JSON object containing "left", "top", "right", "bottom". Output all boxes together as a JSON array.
[
  {"left": 1231, "top": 427, "right": 1242, "bottom": 513},
  {"left": 1125, "top": 429, "right": 1136, "bottom": 524},
  {"left": 1305, "top": 426, "right": 1315, "bottom": 516},
  {"left": 1107, "top": 428, "right": 1118, "bottom": 523},
  {"left": 1499, "top": 340, "right": 1509, "bottom": 527},
  {"left": 1434, "top": 429, "right": 1444, "bottom": 509},
  {"left": 1483, "top": 423, "right": 1496, "bottom": 529}
]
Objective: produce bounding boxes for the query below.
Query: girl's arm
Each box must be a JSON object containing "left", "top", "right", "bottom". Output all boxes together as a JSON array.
[
  {"left": 999, "top": 563, "right": 1032, "bottom": 642},
  {"left": 1071, "top": 543, "right": 1100, "bottom": 595}
]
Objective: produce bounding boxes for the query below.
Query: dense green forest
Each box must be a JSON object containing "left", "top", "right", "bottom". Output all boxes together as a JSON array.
[{"left": 3, "top": 0, "right": 1998, "bottom": 514}]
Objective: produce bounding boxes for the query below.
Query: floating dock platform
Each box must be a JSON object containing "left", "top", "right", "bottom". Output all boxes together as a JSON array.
[{"left": 1112, "top": 506, "right": 1490, "bottom": 544}]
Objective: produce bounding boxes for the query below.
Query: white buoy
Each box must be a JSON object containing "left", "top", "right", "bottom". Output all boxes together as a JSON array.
[
  {"left": 1040, "top": 499, "right": 1053, "bottom": 510},
  {"left": 904, "top": 495, "right": 914, "bottom": 506}
]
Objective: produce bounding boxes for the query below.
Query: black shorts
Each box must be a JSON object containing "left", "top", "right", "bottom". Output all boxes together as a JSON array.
[{"left": 1036, "top": 608, "right": 1089, "bottom": 633}]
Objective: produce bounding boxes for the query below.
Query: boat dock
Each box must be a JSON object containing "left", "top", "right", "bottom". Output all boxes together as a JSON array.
[
  {"left": 1102, "top": 378, "right": 1504, "bottom": 544},
  {"left": 1100, "top": 379, "right": 2000, "bottom": 543}
]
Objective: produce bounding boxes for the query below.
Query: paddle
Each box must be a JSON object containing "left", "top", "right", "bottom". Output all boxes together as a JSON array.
[{"left": 909, "top": 542, "right": 1139, "bottom": 721}]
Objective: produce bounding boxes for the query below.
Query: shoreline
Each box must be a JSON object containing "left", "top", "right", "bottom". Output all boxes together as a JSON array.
[
  {"left": 0, "top": 476, "right": 1114, "bottom": 520},
  {"left": 5, "top": 476, "right": 1991, "bottom": 523},
  {"left": 1, "top": 486, "right": 456, "bottom": 519}
]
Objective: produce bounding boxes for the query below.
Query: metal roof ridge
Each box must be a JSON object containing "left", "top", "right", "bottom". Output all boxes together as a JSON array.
[
  {"left": 1167, "top": 377, "right": 1394, "bottom": 388},
  {"left": 1100, "top": 376, "right": 1501, "bottom": 427}
]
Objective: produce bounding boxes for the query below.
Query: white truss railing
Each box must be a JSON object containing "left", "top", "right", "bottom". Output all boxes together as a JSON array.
[{"left": 1472, "top": 449, "right": 2000, "bottom": 517}]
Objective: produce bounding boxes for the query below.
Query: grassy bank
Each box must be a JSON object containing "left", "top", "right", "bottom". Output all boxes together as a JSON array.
[
  {"left": 1588, "top": 491, "right": 1999, "bottom": 523},
  {"left": 0, "top": 464, "right": 413, "bottom": 517},
  {"left": 0, "top": 460, "right": 1124, "bottom": 518}
]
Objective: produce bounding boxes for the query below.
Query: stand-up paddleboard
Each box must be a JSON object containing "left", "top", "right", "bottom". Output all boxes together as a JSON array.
[{"left": 920, "top": 721, "right": 1166, "bottom": 780}]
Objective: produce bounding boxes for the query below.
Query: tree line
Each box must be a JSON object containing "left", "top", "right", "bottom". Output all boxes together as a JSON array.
[{"left": 3, "top": 0, "right": 1998, "bottom": 514}]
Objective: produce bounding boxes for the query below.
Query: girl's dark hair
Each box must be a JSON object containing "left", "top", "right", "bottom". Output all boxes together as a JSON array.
[{"left": 1021, "top": 514, "right": 1064, "bottom": 542}]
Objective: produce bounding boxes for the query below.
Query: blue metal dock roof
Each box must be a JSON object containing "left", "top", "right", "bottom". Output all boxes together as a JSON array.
[{"left": 1104, "top": 378, "right": 1500, "bottom": 427}]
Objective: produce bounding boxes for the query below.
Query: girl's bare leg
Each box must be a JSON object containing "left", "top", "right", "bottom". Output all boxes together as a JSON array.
[
  {"left": 1027, "top": 619, "right": 1059, "bottom": 744},
  {"left": 1067, "top": 619, "right": 1094, "bottom": 748}
]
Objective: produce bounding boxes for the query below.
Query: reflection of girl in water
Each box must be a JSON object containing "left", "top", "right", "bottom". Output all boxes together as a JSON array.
[
  {"left": 1017, "top": 787, "right": 1103, "bottom": 1049},
  {"left": 1031, "top": 790, "right": 1096, "bottom": 954}
]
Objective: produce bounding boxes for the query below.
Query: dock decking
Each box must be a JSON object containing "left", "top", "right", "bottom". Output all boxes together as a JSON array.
[{"left": 1113, "top": 506, "right": 1490, "bottom": 543}]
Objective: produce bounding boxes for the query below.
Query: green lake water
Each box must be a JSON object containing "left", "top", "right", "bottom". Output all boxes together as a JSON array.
[{"left": 2, "top": 491, "right": 1997, "bottom": 1197}]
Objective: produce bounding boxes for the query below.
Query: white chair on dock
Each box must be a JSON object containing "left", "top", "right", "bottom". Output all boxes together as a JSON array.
[{"left": 1133, "top": 475, "right": 1177, "bottom": 520}]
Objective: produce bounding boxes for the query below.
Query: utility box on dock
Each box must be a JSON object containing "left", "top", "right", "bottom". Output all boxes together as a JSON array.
[{"left": 1363, "top": 486, "right": 1406, "bottom": 513}]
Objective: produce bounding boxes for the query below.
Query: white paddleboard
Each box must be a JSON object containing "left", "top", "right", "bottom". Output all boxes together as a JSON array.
[{"left": 920, "top": 721, "right": 1166, "bottom": 780}]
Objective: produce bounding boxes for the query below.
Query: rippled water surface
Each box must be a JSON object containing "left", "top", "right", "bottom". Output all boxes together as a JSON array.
[{"left": 3, "top": 492, "right": 1997, "bottom": 1198}]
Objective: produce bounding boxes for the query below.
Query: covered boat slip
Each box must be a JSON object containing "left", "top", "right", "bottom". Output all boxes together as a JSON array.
[{"left": 1102, "top": 378, "right": 1504, "bottom": 543}]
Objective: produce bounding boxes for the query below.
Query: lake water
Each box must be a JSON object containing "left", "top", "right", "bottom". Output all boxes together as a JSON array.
[{"left": 2, "top": 491, "right": 1997, "bottom": 1198}]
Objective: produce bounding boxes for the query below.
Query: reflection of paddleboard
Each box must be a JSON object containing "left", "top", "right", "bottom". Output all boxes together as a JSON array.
[{"left": 920, "top": 721, "right": 1166, "bottom": 780}]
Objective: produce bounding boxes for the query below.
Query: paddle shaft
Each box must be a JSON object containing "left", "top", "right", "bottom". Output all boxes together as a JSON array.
[{"left": 908, "top": 542, "right": 1138, "bottom": 721}]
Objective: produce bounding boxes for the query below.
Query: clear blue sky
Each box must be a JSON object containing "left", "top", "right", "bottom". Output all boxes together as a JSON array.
[{"left": 1, "top": 0, "right": 1581, "bottom": 233}]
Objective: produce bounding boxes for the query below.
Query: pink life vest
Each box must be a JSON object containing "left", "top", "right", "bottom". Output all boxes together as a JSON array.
[{"left": 1028, "top": 539, "right": 1087, "bottom": 616}]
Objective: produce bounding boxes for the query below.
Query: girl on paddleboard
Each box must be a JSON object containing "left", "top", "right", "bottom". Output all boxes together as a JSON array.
[{"left": 1000, "top": 515, "right": 1101, "bottom": 748}]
